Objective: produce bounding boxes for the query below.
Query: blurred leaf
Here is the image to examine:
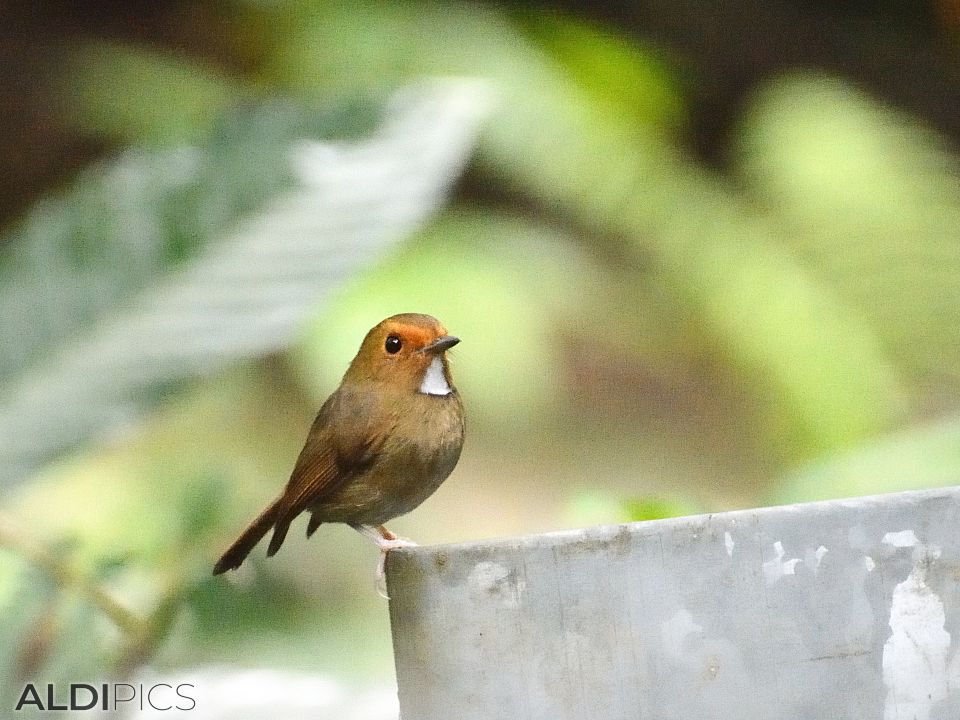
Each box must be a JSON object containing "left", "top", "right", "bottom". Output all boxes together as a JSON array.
[
  {"left": 0, "top": 556, "right": 47, "bottom": 706},
  {"left": 561, "top": 490, "right": 698, "bottom": 527},
  {"left": 0, "top": 80, "right": 490, "bottom": 488},
  {"left": 738, "top": 74, "right": 960, "bottom": 383},
  {"left": 0, "top": 554, "right": 121, "bottom": 712},
  {"left": 515, "top": 10, "right": 686, "bottom": 137},
  {"left": 6, "top": 366, "right": 301, "bottom": 570},
  {"left": 623, "top": 496, "right": 700, "bottom": 522},
  {"left": 560, "top": 490, "right": 627, "bottom": 529},
  {"left": 174, "top": 473, "right": 229, "bottom": 547},
  {"left": 777, "top": 413, "right": 960, "bottom": 503},
  {"left": 187, "top": 568, "right": 313, "bottom": 637},
  {"left": 33, "top": 597, "right": 116, "bottom": 690},
  {"left": 63, "top": 42, "right": 246, "bottom": 145}
]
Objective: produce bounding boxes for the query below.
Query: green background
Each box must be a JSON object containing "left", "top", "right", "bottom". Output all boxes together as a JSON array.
[{"left": 2, "top": 1, "right": 959, "bottom": 716}]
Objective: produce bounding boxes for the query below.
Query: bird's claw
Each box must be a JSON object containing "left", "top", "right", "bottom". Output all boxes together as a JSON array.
[
  {"left": 376, "top": 552, "right": 390, "bottom": 599},
  {"left": 377, "top": 537, "right": 418, "bottom": 551},
  {"left": 374, "top": 538, "right": 418, "bottom": 598}
]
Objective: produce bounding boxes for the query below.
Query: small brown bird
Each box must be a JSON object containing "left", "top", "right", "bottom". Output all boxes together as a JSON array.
[{"left": 213, "top": 313, "right": 464, "bottom": 578}]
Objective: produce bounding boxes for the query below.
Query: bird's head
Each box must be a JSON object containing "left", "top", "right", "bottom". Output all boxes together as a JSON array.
[{"left": 345, "top": 313, "right": 459, "bottom": 395}]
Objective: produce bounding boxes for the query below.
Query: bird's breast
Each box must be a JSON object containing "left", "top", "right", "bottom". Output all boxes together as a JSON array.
[
  {"left": 316, "top": 391, "right": 464, "bottom": 525},
  {"left": 379, "top": 393, "right": 464, "bottom": 513}
]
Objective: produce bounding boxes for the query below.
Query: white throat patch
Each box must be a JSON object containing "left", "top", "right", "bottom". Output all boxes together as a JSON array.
[{"left": 419, "top": 356, "right": 452, "bottom": 396}]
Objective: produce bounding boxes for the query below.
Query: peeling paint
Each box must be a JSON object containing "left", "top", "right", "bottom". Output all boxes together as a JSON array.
[
  {"left": 468, "top": 561, "right": 525, "bottom": 608},
  {"left": 865, "top": 556, "right": 876, "bottom": 572},
  {"left": 814, "top": 546, "right": 828, "bottom": 568},
  {"left": 763, "top": 541, "right": 801, "bottom": 585},
  {"left": 883, "top": 530, "right": 919, "bottom": 548},
  {"left": 724, "top": 532, "right": 734, "bottom": 557},
  {"left": 662, "top": 608, "right": 703, "bottom": 660},
  {"left": 882, "top": 544, "right": 949, "bottom": 720}
]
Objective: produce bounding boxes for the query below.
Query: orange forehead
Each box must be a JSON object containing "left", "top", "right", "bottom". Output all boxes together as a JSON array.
[
  {"left": 371, "top": 313, "right": 447, "bottom": 347},
  {"left": 379, "top": 314, "right": 447, "bottom": 347},
  {"left": 348, "top": 313, "right": 453, "bottom": 381}
]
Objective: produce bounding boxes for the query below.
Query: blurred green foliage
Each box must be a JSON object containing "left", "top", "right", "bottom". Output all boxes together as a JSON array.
[
  {"left": 1, "top": 0, "right": 959, "bottom": 713},
  {"left": 65, "top": 42, "right": 244, "bottom": 146},
  {"left": 293, "top": 210, "right": 603, "bottom": 428}
]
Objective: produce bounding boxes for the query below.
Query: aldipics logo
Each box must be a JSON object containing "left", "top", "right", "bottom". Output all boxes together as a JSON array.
[{"left": 14, "top": 683, "right": 196, "bottom": 712}]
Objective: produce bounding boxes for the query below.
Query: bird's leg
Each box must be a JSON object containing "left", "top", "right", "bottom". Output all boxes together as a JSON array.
[
  {"left": 351, "top": 524, "right": 418, "bottom": 598},
  {"left": 351, "top": 523, "right": 418, "bottom": 550}
]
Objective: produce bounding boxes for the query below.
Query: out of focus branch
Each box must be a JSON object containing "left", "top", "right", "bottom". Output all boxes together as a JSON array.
[{"left": 0, "top": 512, "right": 145, "bottom": 635}]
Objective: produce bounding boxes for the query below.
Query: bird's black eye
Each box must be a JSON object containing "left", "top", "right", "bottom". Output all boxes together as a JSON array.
[{"left": 385, "top": 335, "right": 402, "bottom": 354}]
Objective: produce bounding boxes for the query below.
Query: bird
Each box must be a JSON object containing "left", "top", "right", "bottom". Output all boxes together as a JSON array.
[{"left": 213, "top": 313, "right": 464, "bottom": 583}]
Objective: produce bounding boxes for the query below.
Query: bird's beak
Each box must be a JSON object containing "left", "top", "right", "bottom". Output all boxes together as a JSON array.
[{"left": 421, "top": 335, "right": 460, "bottom": 354}]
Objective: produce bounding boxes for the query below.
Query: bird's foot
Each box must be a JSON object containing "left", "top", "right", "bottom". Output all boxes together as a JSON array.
[
  {"left": 374, "top": 542, "right": 418, "bottom": 598},
  {"left": 376, "top": 536, "right": 418, "bottom": 551},
  {"left": 375, "top": 552, "right": 390, "bottom": 598},
  {"left": 352, "top": 523, "right": 418, "bottom": 551},
  {"left": 351, "top": 524, "right": 418, "bottom": 598}
]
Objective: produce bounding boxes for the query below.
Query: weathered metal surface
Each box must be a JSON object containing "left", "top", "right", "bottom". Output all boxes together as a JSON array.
[{"left": 387, "top": 487, "right": 960, "bottom": 720}]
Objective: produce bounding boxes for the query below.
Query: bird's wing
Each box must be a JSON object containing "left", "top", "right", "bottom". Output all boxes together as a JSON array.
[
  {"left": 218, "top": 384, "right": 390, "bottom": 567},
  {"left": 276, "top": 385, "right": 386, "bottom": 524}
]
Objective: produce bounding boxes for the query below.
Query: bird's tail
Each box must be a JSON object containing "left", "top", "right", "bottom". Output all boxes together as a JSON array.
[{"left": 213, "top": 496, "right": 290, "bottom": 575}]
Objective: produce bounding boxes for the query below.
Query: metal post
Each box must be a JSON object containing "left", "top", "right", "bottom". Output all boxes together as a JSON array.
[{"left": 388, "top": 487, "right": 960, "bottom": 719}]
